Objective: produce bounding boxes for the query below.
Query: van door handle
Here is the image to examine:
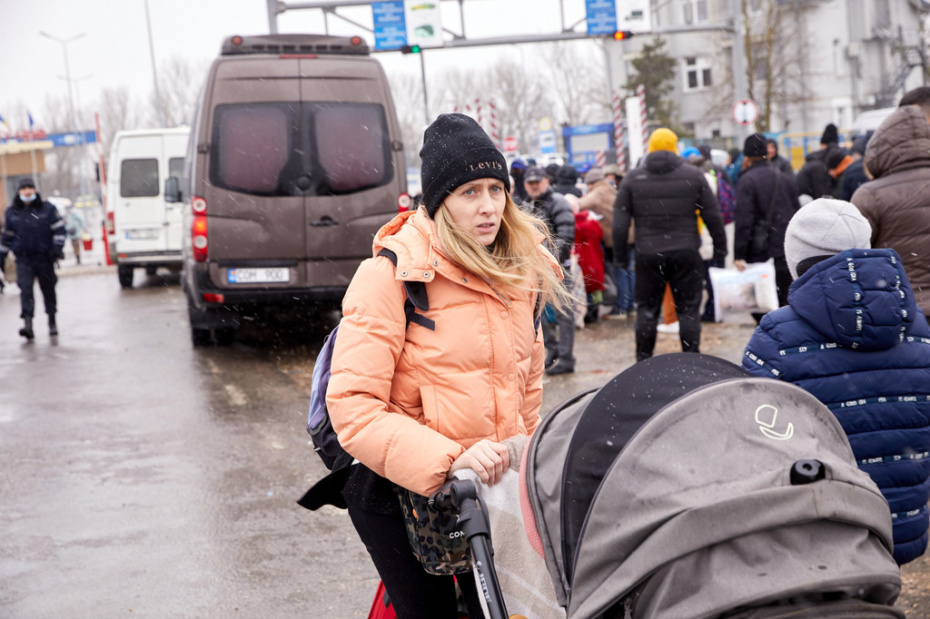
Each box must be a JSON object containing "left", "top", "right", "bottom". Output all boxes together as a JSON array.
[{"left": 309, "top": 216, "right": 338, "bottom": 227}]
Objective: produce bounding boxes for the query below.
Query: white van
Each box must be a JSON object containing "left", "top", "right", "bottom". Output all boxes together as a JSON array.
[
  {"left": 106, "top": 127, "right": 190, "bottom": 288},
  {"left": 850, "top": 107, "right": 897, "bottom": 136}
]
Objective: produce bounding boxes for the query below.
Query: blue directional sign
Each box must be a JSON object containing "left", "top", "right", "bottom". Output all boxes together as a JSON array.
[
  {"left": 49, "top": 130, "right": 97, "bottom": 147},
  {"left": 372, "top": 1, "right": 408, "bottom": 51},
  {"left": 586, "top": 0, "right": 618, "bottom": 35}
]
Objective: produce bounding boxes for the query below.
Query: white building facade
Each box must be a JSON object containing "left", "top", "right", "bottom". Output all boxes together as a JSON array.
[{"left": 609, "top": 0, "right": 927, "bottom": 144}]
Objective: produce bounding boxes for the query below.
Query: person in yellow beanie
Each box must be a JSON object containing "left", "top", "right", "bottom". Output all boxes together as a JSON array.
[
  {"left": 612, "top": 128, "right": 728, "bottom": 361},
  {"left": 647, "top": 127, "right": 679, "bottom": 154}
]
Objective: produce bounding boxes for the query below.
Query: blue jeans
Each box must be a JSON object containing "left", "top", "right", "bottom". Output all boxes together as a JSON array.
[{"left": 614, "top": 248, "right": 635, "bottom": 311}]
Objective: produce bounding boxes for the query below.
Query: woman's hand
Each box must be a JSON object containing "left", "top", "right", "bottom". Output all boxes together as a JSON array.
[
  {"left": 448, "top": 439, "right": 510, "bottom": 487},
  {"left": 734, "top": 259, "right": 747, "bottom": 272}
]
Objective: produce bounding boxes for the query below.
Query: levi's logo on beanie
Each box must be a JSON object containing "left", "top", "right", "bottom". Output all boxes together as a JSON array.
[{"left": 419, "top": 113, "right": 510, "bottom": 218}]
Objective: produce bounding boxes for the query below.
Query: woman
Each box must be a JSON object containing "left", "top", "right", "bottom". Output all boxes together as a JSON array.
[{"left": 326, "top": 113, "right": 569, "bottom": 618}]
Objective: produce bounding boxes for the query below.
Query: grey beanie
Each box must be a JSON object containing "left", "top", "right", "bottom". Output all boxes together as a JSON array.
[{"left": 784, "top": 198, "right": 872, "bottom": 279}]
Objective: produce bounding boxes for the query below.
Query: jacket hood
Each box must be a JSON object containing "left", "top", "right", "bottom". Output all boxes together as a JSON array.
[
  {"left": 863, "top": 105, "right": 930, "bottom": 180},
  {"left": 644, "top": 150, "right": 683, "bottom": 175},
  {"left": 789, "top": 248, "right": 919, "bottom": 352}
]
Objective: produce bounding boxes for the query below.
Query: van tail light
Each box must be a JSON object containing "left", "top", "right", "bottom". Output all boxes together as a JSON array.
[
  {"left": 106, "top": 211, "right": 115, "bottom": 235},
  {"left": 202, "top": 293, "right": 225, "bottom": 304},
  {"left": 191, "top": 196, "right": 208, "bottom": 262},
  {"left": 398, "top": 193, "right": 412, "bottom": 212}
]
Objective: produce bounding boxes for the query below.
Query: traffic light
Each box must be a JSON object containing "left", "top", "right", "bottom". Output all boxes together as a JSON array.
[
  {"left": 614, "top": 31, "right": 634, "bottom": 41},
  {"left": 400, "top": 44, "right": 422, "bottom": 54}
]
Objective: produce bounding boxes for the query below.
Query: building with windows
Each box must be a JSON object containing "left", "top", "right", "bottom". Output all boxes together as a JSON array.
[{"left": 610, "top": 0, "right": 927, "bottom": 146}]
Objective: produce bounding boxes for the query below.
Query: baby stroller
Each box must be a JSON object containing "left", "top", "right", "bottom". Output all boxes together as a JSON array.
[{"left": 523, "top": 353, "right": 903, "bottom": 618}]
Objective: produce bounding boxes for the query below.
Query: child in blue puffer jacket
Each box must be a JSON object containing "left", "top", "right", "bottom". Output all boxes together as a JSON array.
[{"left": 742, "top": 198, "right": 930, "bottom": 565}]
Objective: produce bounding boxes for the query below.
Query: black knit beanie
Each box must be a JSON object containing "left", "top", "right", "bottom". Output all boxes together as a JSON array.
[
  {"left": 820, "top": 123, "right": 838, "bottom": 145},
  {"left": 419, "top": 113, "right": 510, "bottom": 217},
  {"left": 743, "top": 133, "right": 767, "bottom": 158}
]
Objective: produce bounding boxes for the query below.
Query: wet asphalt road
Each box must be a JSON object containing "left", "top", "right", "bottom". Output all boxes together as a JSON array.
[{"left": 1, "top": 266, "right": 928, "bottom": 618}]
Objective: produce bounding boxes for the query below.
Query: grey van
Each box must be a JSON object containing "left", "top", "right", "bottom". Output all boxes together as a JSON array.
[{"left": 171, "top": 34, "right": 408, "bottom": 345}]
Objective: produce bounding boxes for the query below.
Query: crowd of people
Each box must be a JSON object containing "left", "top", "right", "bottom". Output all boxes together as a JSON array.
[{"left": 325, "top": 88, "right": 929, "bottom": 617}]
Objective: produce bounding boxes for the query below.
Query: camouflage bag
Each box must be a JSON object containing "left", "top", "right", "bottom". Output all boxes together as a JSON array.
[{"left": 397, "top": 488, "right": 471, "bottom": 575}]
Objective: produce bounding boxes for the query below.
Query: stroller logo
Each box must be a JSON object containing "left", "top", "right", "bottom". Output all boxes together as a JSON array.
[{"left": 755, "top": 404, "right": 794, "bottom": 440}]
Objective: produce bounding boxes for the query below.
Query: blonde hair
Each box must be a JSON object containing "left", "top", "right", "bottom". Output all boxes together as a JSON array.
[{"left": 432, "top": 193, "right": 573, "bottom": 314}]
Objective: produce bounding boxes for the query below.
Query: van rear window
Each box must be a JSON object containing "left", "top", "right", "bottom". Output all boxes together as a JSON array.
[
  {"left": 120, "top": 158, "right": 159, "bottom": 198},
  {"left": 210, "top": 102, "right": 392, "bottom": 197}
]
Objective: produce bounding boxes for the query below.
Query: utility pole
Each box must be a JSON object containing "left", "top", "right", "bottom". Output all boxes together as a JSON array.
[
  {"left": 731, "top": 0, "right": 750, "bottom": 142},
  {"left": 144, "top": 0, "right": 166, "bottom": 127},
  {"left": 40, "top": 30, "right": 88, "bottom": 202}
]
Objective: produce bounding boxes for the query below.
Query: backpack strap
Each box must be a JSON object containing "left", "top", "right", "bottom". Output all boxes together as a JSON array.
[{"left": 377, "top": 248, "right": 435, "bottom": 331}]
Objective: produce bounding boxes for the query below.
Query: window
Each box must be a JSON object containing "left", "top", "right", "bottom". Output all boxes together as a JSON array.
[
  {"left": 120, "top": 159, "right": 159, "bottom": 197},
  {"left": 683, "top": 57, "right": 713, "bottom": 91},
  {"left": 210, "top": 102, "right": 391, "bottom": 197},
  {"left": 168, "top": 157, "right": 184, "bottom": 179},
  {"left": 682, "top": 0, "right": 708, "bottom": 24}
]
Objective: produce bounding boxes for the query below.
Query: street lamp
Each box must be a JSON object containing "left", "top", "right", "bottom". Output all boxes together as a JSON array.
[{"left": 40, "top": 30, "right": 89, "bottom": 201}]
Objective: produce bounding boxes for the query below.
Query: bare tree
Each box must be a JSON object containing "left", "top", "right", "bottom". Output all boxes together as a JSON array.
[
  {"left": 743, "top": 0, "right": 806, "bottom": 132},
  {"left": 148, "top": 56, "right": 210, "bottom": 128},
  {"left": 541, "top": 41, "right": 606, "bottom": 126},
  {"left": 386, "top": 70, "right": 428, "bottom": 168},
  {"left": 95, "top": 86, "right": 143, "bottom": 159}
]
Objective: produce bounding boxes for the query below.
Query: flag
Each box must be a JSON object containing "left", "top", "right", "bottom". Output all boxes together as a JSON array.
[
  {"left": 27, "top": 111, "right": 34, "bottom": 129},
  {"left": 0, "top": 114, "right": 9, "bottom": 138}
]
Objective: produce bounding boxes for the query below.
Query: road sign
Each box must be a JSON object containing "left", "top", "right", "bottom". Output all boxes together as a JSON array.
[
  {"left": 585, "top": 0, "right": 618, "bottom": 36},
  {"left": 503, "top": 136, "right": 518, "bottom": 152},
  {"left": 732, "top": 99, "right": 759, "bottom": 126},
  {"left": 372, "top": 1, "right": 407, "bottom": 51},
  {"left": 405, "top": 0, "right": 443, "bottom": 48}
]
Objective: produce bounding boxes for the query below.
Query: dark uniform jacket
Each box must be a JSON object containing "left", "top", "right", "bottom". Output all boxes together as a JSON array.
[
  {"left": 612, "top": 150, "right": 726, "bottom": 269},
  {"left": 1, "top": 193, "right": 66, "bottom": 261},
  {"left": 734, "top": 161, "right": 801, "bottom": 263}
]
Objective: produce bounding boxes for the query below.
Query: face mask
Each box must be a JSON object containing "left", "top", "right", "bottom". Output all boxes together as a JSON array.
[{"left": 20, "top": 193, "right": 36, "bottom": 203}]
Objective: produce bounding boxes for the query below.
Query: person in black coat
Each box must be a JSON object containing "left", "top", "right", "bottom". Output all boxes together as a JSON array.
[
  {"left": 838, "top": 132, "right": 872, "bottom": 201},
  {"left": 0, "top": 178, "right": 66, "bottom": 339},
  {"left": 795, "top": 123, "right": 839, "bottom": 199},
  {"left": 766, "top": 138, "right": 794, "bottom": 179},
  {"left": 552, "top": 164, "right": 583, "bottom": 198},
  {"left": 524, "top": 165, "right": 577, "bottom": 375},
  {"left": 613, "top": 128, "right": 727, "bottom": 362},
  {"left": 733, "top": 134, "right": 801, "bottom": 317}
]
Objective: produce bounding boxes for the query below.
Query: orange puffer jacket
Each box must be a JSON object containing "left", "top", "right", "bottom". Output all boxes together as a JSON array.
[{"left": 327, "top": 208, "right": 553, "bottom": 497}]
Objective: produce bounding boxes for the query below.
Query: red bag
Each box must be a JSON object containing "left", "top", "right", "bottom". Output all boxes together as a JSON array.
[{"left": 367, "top": 581, "right": 396, "bottom": 619}]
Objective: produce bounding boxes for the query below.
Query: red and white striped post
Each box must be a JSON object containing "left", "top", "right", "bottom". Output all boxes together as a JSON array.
[
  {"left": 612, "top": 89, "right": 627, "bottom": 174},
  {"left": 636, "top": 84, "right": 648, "bottom": 153},
  {"left": 474, "top": 97, "right": 483, "bottom": 130},
  {"left": 636, "top": 84, "right": 649, "bottom": 153},
  {"left": 487, "top": 97, "right": 500, "bottom": 150},
  {"left": 595, "top": 150, "right": 607, "bottom": 168}
]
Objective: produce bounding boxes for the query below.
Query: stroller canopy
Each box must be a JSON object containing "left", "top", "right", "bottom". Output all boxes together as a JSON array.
[{"left": 525, "top": 353, "right": 902, "bottom": 619}]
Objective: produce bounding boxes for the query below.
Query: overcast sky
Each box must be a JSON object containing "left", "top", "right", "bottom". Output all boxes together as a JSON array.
[{"left": 0, "top": 0, "right": 587, "bottom": 132}]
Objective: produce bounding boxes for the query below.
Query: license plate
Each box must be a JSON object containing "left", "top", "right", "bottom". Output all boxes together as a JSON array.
[
  {"left": 125, "top": 228, "right": 159, "bottom": 240},
  {"left": 227, "top": 267, "right": 289, "bottom": 284}
]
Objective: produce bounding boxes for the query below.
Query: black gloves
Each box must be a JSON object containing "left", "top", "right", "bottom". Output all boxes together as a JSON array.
[{"left": 50, "top": 248, "right": 65, "bottom": 261}]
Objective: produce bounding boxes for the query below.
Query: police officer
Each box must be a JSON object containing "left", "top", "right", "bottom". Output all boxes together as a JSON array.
[{"left": 0, "top": 178, "right": 66, "bottom": 339}]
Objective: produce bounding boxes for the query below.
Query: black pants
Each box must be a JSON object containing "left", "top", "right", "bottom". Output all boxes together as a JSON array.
[
  {"left": 347, "top": 499, "right": 483, "bottom": 618},
  {"left": 16, "top": 258, "right": 57, "bottom": 319},
  {"left": 634, "top": 249, "right": 704, "bottom": 361}
]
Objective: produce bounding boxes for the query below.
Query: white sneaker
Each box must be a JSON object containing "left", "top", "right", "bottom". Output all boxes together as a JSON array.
[{"left": 657, "top": 321, "right": 680, "bottom": 334}]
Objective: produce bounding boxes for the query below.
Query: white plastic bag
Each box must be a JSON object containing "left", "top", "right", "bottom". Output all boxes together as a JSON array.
[{"left": 709, "top": 259, "right": 779, "bottom": 321}]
